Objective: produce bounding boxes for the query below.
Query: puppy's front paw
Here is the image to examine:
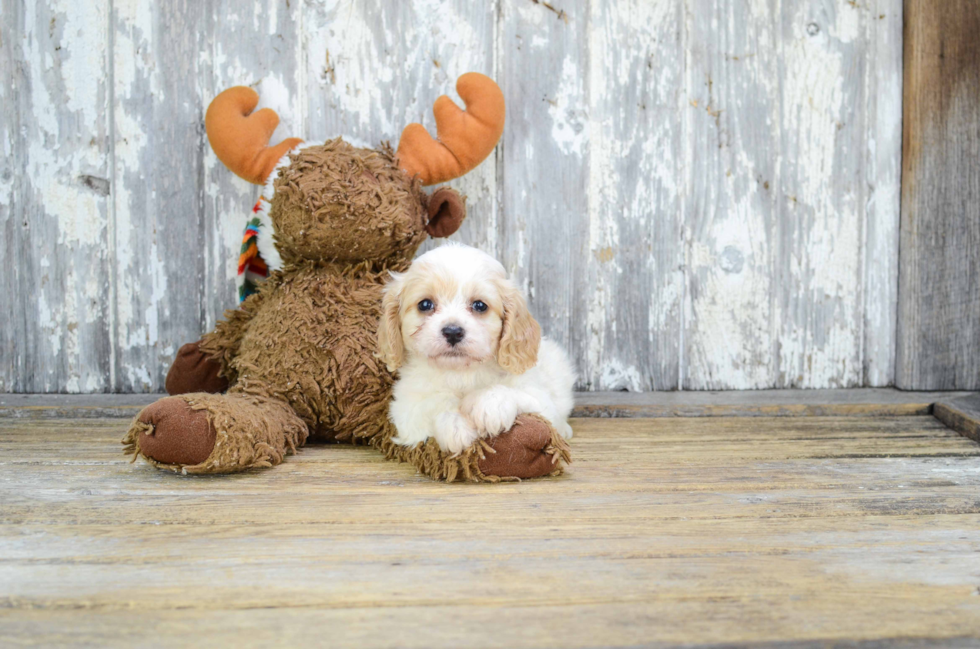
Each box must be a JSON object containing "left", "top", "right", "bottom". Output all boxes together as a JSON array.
[
  {"left": 557, "top": 420, "right": 574, "bottom": 439},
  {"left": 434, "top": 411, "right": 479, "bottom": 455},
  {"left": 461, "top": 387, "right": 539, "bottom": 436}
]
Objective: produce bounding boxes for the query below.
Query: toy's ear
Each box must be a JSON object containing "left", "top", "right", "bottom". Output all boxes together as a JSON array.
[{"left": 425, "top": 187, "right": 466, "bottom": 238}]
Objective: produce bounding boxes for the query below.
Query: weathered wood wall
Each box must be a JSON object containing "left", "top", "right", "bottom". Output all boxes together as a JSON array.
[
  {"left": 0, "top": 0, "right": 903, "bottom": 392},
  {"left": 897, "top": 0, "right": 980, "bottom": 390}
]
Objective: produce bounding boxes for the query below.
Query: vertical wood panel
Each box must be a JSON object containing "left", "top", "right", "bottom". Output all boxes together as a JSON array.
[
  {"left": 897, "top": 0, "right": 980, "bottom": 390},
  {"left": 583, "top": 0, "right": 684, "bottom": 390},
  {"left": 301, "top": 0, "right": 498, "bottom": 258},
  {"left": 0, "top": 0, "right": 112, "bottom": 392},
  {"left": 683, "top": 0, "right": 780, "bottom": 389},
  {"left": 497, "top": 0, "right": 590, "bottom": 385},
  {"left": 773, "top": 1, "right": 876, "bottom": 389},
  {"left": 863, "top": 0, "right": 903, "bottom": 387},
  {"left": 684, "top": 0, "right": 901, "bottom": 389},
  {"left": 111, "top": 0, "right": 211, "bottom": 391}
]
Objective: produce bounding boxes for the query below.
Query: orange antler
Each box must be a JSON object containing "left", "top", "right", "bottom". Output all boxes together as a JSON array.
[
  {"left": 396, "top": 73, "right": 505, "bottom": 186},
  {"left": 205, "top": 87, "right": 303, "bottom": 185}
]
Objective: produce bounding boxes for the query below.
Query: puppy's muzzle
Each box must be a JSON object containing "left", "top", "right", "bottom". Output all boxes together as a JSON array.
[{"left": 441, "top": 324, "right": 465, "bottom": 346}]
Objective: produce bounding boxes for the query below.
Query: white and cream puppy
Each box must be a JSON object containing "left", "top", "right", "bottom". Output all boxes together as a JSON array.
[{"left": 378, "top": 244, "right": 575, "bottom": 454}]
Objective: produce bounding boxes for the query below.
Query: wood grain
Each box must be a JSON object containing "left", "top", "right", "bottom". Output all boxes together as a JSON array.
[
  {"left": 582, "top": 0, "right": 685, "bottom": 390},
  {"left": 110, "top": 0, "right": 212, "bottom": 391},
  {"left": 1, "top": 414, "right": 979, "bottom": 646},
  {"left": 4, "top": 389, "right": 976, "bottom": 420},
  {"left": 684, "top": 0, "right": 903, "bottom": 389},
  {"left": 897, "top": 0, "right": 980, "bottom": 390},
  {"left": 0, "top": 0, "right": 112, "bottom": 392},
  {"left": 934, "top": 393, "right": 980, "bottom": 443},
  {"left": 497, "top": 0, "right": 591, "bottom": 387},
  {"left": 1, "top": 0, "right": 906, "bottom": 392}
]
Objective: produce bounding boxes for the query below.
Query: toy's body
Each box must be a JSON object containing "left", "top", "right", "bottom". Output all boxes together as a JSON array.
[
  {"left": 212, "top": 261, "right": 395, "bottom": 443},
  {"left": 123, "top": 75, "right": 571, "bottom": 481}
]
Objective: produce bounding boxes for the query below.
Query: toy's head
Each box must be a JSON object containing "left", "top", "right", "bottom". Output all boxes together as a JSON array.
[{"left": 205, "top": 74, "right": 505, "bottom": 268}]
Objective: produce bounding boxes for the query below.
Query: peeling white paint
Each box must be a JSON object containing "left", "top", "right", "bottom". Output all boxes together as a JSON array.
[
  {"left": 3, "top": 0, "right": 904, "bottom": 392},
  {"left": 52, "top": 0, "right": 106, "bottom": 127},
  {"left": 5, "top": 0, "right": 111, "bottom": 392},
  {"left": 599, "top": 359, "right": 644, "bottom": 392},
  {"left": 548, "top": 57, "right": 588, "bottom": 157}
]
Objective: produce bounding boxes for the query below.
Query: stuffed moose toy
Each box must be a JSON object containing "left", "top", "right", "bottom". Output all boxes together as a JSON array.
[{"left": 122, "top": 73, "right": 571, "bottom": 481}]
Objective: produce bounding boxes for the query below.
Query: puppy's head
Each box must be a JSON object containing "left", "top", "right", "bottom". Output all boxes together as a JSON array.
[{"left": 378, "top": 244, "right": 540, "bottom": 374}]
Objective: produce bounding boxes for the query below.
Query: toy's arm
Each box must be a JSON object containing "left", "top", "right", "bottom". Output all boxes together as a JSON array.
[{"left": 199, "top": 288, "right": 267, "bottom": 385}]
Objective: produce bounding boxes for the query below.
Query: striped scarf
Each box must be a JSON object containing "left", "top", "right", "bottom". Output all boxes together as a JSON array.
[{"left": 237, "top": 199, "right": 270, "bottom": 302}]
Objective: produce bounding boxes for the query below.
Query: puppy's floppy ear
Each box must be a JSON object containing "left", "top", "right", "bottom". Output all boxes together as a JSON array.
[
  {"left": 377, "top": 273, "right": 405, "bottom": 372},
  {"left": 496, "top": 277, "right": 541, "bottom": 375},
  {"left": 425, "top": 187, "right": 466, "bottom": 238}
]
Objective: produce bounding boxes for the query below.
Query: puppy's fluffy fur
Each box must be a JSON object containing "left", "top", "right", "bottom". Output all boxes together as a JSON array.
[{"left": 379, "top": 244, "right": 575, "bottom": 454}]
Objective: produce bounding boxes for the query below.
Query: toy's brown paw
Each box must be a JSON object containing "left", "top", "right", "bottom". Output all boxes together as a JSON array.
[
  {"left": 133, "top": 397, "right": 216, "bottom": 466},
  {"left": 478, "top": 414, "right": 569, "bottom": 479},
  {"left": 165, "top": 341, "right": 228, "bottom": 396}
]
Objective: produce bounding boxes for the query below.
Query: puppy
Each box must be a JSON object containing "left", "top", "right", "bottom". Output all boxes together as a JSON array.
[{"left": 378, "top": 244, "right": 575, "bottom": 454}]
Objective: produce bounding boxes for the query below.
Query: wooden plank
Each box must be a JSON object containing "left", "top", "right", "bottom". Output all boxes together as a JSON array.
[
  {"left": 110, "top": 0, "right": 212, "bottom": 391},
  {"left": 497, "top": 0, "right": 590, "bottom": 388},
  {"left": 580, "top": 1, "right": 685, "bottom": 390},
  {"left": 3, "top": 417, "right": 980, "bottom": 528},
  {"left": 0, "top": 0, "right": 112, "bottom": 392},
  {"left": 6, "top": 514, "right": 980, "bottom": 562},
  {"left": 1, "top": 415, "right": 980, "bottom": 645},
  {"left": 300, "top": 0, "right": 498, "bottom": 257},
  {"left": 863, "top": 0, "right": 904, "bottom": 386},
  {"left": 897, "top": 0, "right": 980, "bottom": 390},
  {"left": 683, "top": 0, "right": 778, "bottom": 389},
  {"left": 2, "top": 390, "right": 978, "bottom": 419},
  {"left": 7, "top": 389, "right": 980, "bottom": 418},
  {"left": 684, "top": 1, "right": 903, "bottom": 389},
  {"left": 572, "top": 388, "right": 978, "bottom": 418},
  {"left": 6, "top": 453, "right": 980, "bottom": 494},
  {"left": 2, "top": 607, "right": 979, "bottom": 648},
  {"left": 934, "top": 393, "right": 980, "bottom": 443}
]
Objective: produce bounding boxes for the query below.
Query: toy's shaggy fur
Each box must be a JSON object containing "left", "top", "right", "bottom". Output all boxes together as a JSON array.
[{"left": 122, "top": 140, "right": 571, "bottom": 481}]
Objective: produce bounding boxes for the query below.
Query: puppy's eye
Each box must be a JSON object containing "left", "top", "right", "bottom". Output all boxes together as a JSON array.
[
  {"left": 471, "top": 300, "right": 488, "bottom": 313},
  {"left": 418, "top": 299, "right": 434, "bottom": 312}
]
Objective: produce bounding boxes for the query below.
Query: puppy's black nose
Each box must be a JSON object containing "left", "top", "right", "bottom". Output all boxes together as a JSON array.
[{"left": 441, "top": 324, "right": 465, "bottom": 346}]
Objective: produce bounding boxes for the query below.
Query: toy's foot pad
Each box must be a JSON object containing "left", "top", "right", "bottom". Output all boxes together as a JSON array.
[
  {"left": 478, "top": 414, "right": 566, "bottom": 479},
  {"left": 165, "top": 341, "right": 228, "bottom": 396},
  {"left": 134, "top": 397, "right": 216, "bottom": 466}
]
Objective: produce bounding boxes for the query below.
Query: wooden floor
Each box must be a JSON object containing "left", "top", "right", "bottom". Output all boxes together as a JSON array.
[{"left": 3, "top": 402, "right": 980, "bottom": 646}]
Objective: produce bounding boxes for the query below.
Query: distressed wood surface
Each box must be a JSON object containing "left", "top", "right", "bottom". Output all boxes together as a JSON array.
[
  {"left": 2, "top": 415, "right": 980, "bottom": 646},
  {"left": 1, "top": 0, "right": 904, "bottom": 392},
  {"left": 0, "top": 0, "right": 112, "bottom": 392},
  {"left": 934, "top": 393, "right": 980, "bottom": 444},
  {"left": 684, "top": 0, "right": 903, "bottom": 390},
  {"left": 1, "top": 389, "right": 977, "bottom": 420},
  {"left": 896, "top": 0, "right": 980, "bottom": 390},
  {"left": 497, "top": 0, "right": 591, "bottom": 389},
  {"left": 584, "top": 0, "right": 685, "bottom": 391}
]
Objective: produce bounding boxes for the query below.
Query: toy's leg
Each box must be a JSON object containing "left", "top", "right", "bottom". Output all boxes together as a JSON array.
[
  {"left": 165, "top": 341, "right": 229, "bottom": 395},
  {"left": 122, "top": 392, "right": 307, "bottom": 474},
  {"left": 478, "top": 414, "right": 571, "bottom": 479},
  {"left": 384, "top": 413, "right": 570, "bottom": 482}
]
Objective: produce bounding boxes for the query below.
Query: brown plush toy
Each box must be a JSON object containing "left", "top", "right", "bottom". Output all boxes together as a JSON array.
[{"left": 122, "top": 73, "right": 571, "bottom": 481}]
